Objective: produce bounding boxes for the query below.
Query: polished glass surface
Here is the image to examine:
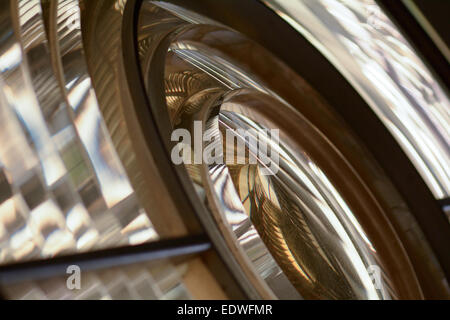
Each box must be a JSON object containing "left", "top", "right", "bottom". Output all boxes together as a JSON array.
[{"left": 263, "top": 0, "right": 450, "bottom": 199}]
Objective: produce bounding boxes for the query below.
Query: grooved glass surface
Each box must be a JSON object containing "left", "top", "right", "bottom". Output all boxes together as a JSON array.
[
  {"left": 3, "top": 259, "right": 191, "bottom": 300},
  {"left": 0, "top": 0, "right": 158, "bottom": 265}
]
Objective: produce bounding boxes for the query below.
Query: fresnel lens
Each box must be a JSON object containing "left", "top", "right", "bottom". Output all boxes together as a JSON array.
[{"left": 0, "top": 0, "right": 447, "bottom": 300}]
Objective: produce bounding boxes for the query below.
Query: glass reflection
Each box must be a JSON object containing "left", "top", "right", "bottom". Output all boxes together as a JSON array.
[
  {"left": 264, "top": 0, "right": 450, "bottom": 198},
  {"left": 141, "top": 2, "right": 395, "bottom": 297},
  {"left": 0, "top": 0, "right": 158, "bottom": 265}
]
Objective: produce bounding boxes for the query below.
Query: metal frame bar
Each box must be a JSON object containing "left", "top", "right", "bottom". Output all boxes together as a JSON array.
[
  {"left": 376, "top": 0, "right": 450, "bottom": 91},
  {"left": 0, "top": 235, "right": 211, "bottom": 286}
]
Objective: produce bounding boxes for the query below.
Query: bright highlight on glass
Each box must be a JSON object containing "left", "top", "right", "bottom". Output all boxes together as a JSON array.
[{"left": 264, "top": 0, "right": 450, "bottom": 199}]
